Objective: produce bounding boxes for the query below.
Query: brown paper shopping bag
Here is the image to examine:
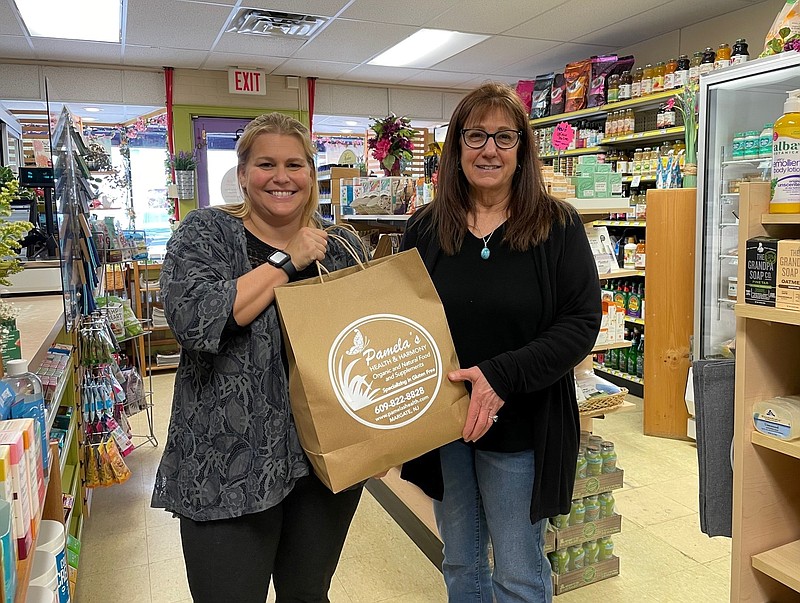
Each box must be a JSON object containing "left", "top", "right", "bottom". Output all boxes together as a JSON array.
[{"left": 275, "top": 248, "right": 470, "bottom": 493}]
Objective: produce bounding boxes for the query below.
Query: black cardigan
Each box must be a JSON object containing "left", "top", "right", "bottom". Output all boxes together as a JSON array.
[{"left": 399, "top": 205, "right": 602, "bottom": 524}]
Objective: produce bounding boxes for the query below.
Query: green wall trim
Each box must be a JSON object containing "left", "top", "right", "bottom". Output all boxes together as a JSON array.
[{"left": 171, "top": 106, "right": 309, "bottom": 218}]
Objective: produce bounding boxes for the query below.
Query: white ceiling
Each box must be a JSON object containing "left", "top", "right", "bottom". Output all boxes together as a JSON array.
[{"left": 0, "top": 0, "right": 771, "bottom": 130}]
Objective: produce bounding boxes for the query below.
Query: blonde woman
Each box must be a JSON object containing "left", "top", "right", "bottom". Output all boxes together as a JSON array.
[{"left": 151, "top": 113, "right": 365, "bottom": 603}]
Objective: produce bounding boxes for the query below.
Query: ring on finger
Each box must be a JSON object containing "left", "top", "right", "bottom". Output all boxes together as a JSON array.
[{"left": 490, "top": 415, "right": 499, "bottom": 423}]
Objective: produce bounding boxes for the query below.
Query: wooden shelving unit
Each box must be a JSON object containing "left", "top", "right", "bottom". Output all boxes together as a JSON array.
[
  {"left": 598, "top": 269, "right": 645, "bottom": 280},
  {"left": 731, "top": 181, "right": 800, "bottom": 602},
  {"left": 317, "top": 166, "right": 358, "bottom": 222}
]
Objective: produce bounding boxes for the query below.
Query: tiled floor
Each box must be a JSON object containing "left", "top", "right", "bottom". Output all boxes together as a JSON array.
[{"left": 74, "top": 374, "right": 731, "bottom": 602}]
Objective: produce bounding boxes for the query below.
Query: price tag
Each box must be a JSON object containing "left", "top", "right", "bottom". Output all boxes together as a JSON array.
[
  {"left": 631, "top": 176, "right": 641, "bottom": 187},
  {"left": 552, "top": 122, "right": 575, "bottom": 151}
]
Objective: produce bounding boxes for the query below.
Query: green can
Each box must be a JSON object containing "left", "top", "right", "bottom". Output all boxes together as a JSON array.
[
  {"left": 568, "top": 545, "right": 585, "bottom": 571},
  {"left": 569, "top": 498, "right": 585, "bottom": 526}
]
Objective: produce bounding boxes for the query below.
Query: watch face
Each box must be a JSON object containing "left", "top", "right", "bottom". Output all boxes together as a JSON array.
[{"left": 269, "top": 250, "right": 289, "bottom": 265}]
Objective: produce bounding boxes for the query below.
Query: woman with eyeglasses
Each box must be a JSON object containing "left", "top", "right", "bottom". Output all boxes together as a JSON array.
[{"left": 399, "top": 82, "right": 601, "bottom": 602}]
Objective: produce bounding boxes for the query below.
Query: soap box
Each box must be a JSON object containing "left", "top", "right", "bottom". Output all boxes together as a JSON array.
[
  {"left": 776, "top": 239, "right": 800, "bottom": 311},
  {"left": 745, "top": 237, "right": 778, "bottom": 306}
]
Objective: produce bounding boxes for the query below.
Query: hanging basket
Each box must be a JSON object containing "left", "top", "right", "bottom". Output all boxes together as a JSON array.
[{"left": 175, "top": 170, "right": 196, "bottom": 200}]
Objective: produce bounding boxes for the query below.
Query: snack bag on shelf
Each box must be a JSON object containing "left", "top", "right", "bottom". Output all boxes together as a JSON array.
[
  {"left": 514, "top": 80, "right": 535, "bottom": 115},
  {"left": 761, "top": 0, "right": 800, "bottom": 56},
  {"left": 588, "top": 55, "right": 618, "bottom": 108},
  {"left": 530, "top": 73, "right": 555, "bottom": 119},
  {"left": 550, "top": 73, "right": 567, "bottom": 115},
  {"left": 565, "top": 59, "right": 591, "bottom": 113}
]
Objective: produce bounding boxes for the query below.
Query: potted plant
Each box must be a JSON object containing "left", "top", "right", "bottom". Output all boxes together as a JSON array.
[
  {"left": 367, "top": 114, "right": 415, "bottom": 176},
  {"left": 167, "top": 150, "right": 198, "bottom": 199},
  {"left": 0, "top": 167, "right": 34, "bottom": 285}
]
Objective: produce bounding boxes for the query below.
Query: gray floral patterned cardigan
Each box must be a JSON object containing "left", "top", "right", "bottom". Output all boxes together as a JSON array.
[{"left": 150, "top": 208, "right": 364, "bottom": 521}]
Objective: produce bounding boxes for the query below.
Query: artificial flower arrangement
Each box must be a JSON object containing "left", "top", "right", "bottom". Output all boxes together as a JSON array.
[
  {"left": 166, "top": 150, "right": 198, "bottom": 172},
  {"left": 367, "top": 114, "right": 415, "bottom": 176},
  {"left": 0, "top": 167, "right": 34, "bottom": 285},
  {"left": 666, "top": 82, "right": 699, "bottom": 187}
]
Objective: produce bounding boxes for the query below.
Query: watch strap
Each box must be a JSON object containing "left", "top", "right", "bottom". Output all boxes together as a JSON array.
[{"left": 280, "top": 259, "right": 297, "bottom": 279}]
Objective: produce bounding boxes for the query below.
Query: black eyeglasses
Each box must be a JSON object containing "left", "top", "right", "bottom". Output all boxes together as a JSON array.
[{"left": 461, "top": 128, "right": 522, "bottom": 150}]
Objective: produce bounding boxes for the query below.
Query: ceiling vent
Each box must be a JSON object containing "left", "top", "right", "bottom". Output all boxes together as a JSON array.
[{"left": 227, "top": 9, "right": 328, "bottom": 38}]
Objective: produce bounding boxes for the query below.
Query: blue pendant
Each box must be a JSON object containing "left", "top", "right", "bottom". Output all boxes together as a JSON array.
[{"left": 481, "top": 246, "right": 490, "bottom": 260}]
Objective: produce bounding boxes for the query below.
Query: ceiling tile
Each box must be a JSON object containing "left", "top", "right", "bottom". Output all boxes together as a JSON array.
[
  {"left": 496, "top": 42, "right": 617, "bottom": 78},
  {"left": 399, "top": 70, "right": 484, "bottom": 88},
  {"left": 341, "top": 64, "right": 425, "bottom": 86},
  {"left": 341, "top": 0, "right": 460, "bottom": 26},
  {"left": 0, "top": 2, "right": 24, "bottom": 36},
  {"left": 200, "top": 52, "right": 285, "bottom": 71},
  {"left": 32, "top": 39, "right": 122, "bottom": 64},
  {"left": 273, "top": 58, "right": 359, "bottom": 79},
  {"left": 123, "top": 45, "right": 209, "bottom": 69},
  {"left": 212, "top": 32, "right": 306, "bottom": 56},
  {"left": 433, "top": 36, "right": 559, "bottom": 72},
  {"left": 0, "top": 35, "right": 35, "bottom": 60},
  {"left": 425, "top": 0, "right": 567, "bottom": 35},
  {"left": 126, "top": 0, "right": 231, "bottom": 50},
  {"left": 506, "top": 0, "right": 663, "bottom": 42},
  {"left": 294, "top": 19, "right": 417, "bottom": 63},
  {"left": 229, "top": 0, "right": 351, "bottom": 17}
]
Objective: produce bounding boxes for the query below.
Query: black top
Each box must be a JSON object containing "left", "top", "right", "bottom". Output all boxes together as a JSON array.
[
  {"left": 399, "top": 205, "right": 601, "bottom": 524},
  {"left": 244, "top": 228, "right": 317, "bottom": 282}
]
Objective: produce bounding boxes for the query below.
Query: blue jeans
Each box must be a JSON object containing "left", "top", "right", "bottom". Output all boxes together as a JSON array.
[{"left": 434, "top": 441, "right": 552, "bottom": 603}]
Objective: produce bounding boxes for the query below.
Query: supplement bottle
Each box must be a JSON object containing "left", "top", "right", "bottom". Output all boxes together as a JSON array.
[
  {"left": 744, "top": 130, "right": 760, "bottom": 159},
  {"left": 759, "top": 123, "right": 774, "bottom": 158},
  {"left": 641, "top": 64, "right": 654, "bottom": 96},
  {"left": 771, "top": 91, "right": 800, "bottom": 213},
  {"left": 676, "top": 54, "right": 690, "bottom": 87},
  {"left": 715, "top": 43, "right": 731, "bottom": 69},
  {"left": 732, "top": 132, "right": 745, "bottom": 159},
  {"left": 623, "top": 237, "right": 637, "bottom": 269},
  {"left": 731, "top": 38, "right": 749, "bottom": 65}
]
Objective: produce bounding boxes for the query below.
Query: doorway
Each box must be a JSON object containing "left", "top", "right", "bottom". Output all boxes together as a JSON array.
[{"left": 192, "top": 117, "right": 252, "bottom": 208}]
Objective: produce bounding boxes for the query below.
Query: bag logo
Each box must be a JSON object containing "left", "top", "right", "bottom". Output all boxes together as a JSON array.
[{"left": 328, "top": 314, "right": 443, "bottom": 429}]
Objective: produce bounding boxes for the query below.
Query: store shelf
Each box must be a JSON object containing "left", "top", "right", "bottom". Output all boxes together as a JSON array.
[
  {"left": 762, "top": 213, "right": 800, "bottom": 225},
  {"left": 16, "top": 504, "right": 43, "bottom": 603},
  {"left": 593, "top": 363, "right": 644, "bottom": 385},
  {"left": 531, "top": 89, "right": 683, "bottom": 128},
  {"left": 751, "top": 539, "right": 800, "bottom": 594},
  {"left": 624, "top": 316, "right": 645, "bottom": 326},
  {"left": 150, "top": 325, "right": 172, "bottom": 331},
  {"left": 601, "top": 125, "right": 685, "bottom": 146},
  {"left": 751, "top": 432, "right": 800, "bottom": 461},
  {"left": 722, "top": 158, "right": 772, "bottom": 166},
  {"left": 539, "top": 146, "right": 602, "bottom": 159},
  {"left": 621, "top": 176, "right": 656, "bottom": 184},
  {"left": 598, "top": 269, "right": 645, "bottom": 280},
  {"left": 61, "top": 411, "right": 78, "bottom": 475},
  {"left": 735, "top": 303, "right": 800, "bottom": 326},
  {"left": 566, "top": 198, "right": 631, "bottom": 215},
  {"left": 45, "top": 354, "right": 74, "bottom": 433},
  {"left": 594, "top": 220, "right": 646, "bottom": 227},
  {"left": 592, "top": 340, "right": 632, "bottom": 353}
]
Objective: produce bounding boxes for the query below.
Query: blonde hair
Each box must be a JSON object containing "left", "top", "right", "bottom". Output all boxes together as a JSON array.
[{"left": 219, "top": 113, "right": 321, "bottom": 227}]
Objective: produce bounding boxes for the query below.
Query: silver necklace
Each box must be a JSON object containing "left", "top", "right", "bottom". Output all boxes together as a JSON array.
[{"left": 475, "top": 224, "right": 501, "bottom": 260}]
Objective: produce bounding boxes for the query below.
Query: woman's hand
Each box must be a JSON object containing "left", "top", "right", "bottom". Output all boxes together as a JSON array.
[
  {"left": 449, "top": 366, "right": 505, "bottom": 442},
  {"left": 284, "top": 227, "right": 328, "bottom": 270}
]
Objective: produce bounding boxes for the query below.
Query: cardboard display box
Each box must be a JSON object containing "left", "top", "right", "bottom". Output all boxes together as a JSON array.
[
  {"left": 553, "top": 555, "right": 620, "bottom": 595},
  {"left": 776, "top": 239, "right": 800, "bottom": 311},
  {"left": 572, "top": 468, "right": 624, "bottom": 498},
  {"left": 553, "top": 513, "right": 622, "bottom": 549}
]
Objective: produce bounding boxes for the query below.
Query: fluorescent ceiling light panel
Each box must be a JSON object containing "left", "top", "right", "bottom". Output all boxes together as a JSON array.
[
  {"left": 345, "top": 120, "right": 358, "bottom": 126},
  {"left": 368, "top": 29, "right": 489, "bottom": 68},
  {"left": 15, "top": 0, "right": 122, "bottom": 43},
  {"left": 84, "top": 107, "right": 101, "bottom": 112}
]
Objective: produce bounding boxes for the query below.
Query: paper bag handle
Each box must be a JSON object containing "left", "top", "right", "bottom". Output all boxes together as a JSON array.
[{"left": 315, "top": 230, "right": 369, "bottom": 282}]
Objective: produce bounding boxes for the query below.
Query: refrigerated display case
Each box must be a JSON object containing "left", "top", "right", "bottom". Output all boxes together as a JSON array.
[{"left": 694, "top": 51, "right": 800, "bottom": 361}]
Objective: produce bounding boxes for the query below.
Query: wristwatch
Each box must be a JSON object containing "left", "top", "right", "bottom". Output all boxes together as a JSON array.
[{"left": 266, "top": 249, "right": 297, "bottom": 279}]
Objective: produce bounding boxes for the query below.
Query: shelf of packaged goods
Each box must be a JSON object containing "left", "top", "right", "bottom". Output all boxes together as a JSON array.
[
  {"left": 530, "top": 89, "right": 684, "bottom": 128},
  {"left": 735, "top": 303, "right": 800, "bottom": 326},
  {"left": 61, "top": 410, "right": 78, "bottom": 475},
  {"left": 593, "top": 220, "right": 646, "bottom": 227},
  {"left": 539, "top": 146, "right": 603, "bottom": 159},
  {"left": 16, "top": 504, "right": 43, "bottom": 603},
  {"left": 751, "top": 431, "right": 800, "bottom": 461},
  {"left": 624, "top": 316, "right": 645, "bottom": 326},
  {"left": 598, "top": 269, "right": 645, "bottom": 280},
  {"left": 762, "top": 213, "right": 800, "bottom": 225},
  {"left": 751, "top": 539, "right": 800, "bottom": 594},
  {"left": 593, "top": 363, "right": 644, "bottom": 385},
  {"left": 600, "top": 126, "right": 685, "bottom": 146},
  {"left": 566, "top": 198, "right": 631, "bottom": 215},
  {"left": 591, "top": 340, "right": 632, "bottom": 353}
]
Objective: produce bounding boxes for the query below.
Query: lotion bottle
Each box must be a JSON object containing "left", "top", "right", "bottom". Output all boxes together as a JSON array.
[{"left": 771, "top": 89, "right": 800, "bottom": 213}]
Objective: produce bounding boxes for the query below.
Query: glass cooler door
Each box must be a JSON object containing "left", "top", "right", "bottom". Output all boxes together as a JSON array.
[{"left": 694, "top": 52, "right": 800, "bottom": 361}]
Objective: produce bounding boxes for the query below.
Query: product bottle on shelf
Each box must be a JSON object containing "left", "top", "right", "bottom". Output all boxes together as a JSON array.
[
  {"left": 631, "top": 67, "right": 643, "bottom": 98},
  {"left": 619, "top": 71, "right": 632, "bottom": 101},
  {"left": 699, "top": 47, "right": 716, "bottom": 76},
  {"left": 676, "top": 55, "right": 690, "bottom": 87},
  {"left": 732, "top": 132, "right": 745, "bottom": 159},
  {"left": 635, "top": 239, "right": 646, "bottom": 270},
  {"left": 715, "top": 43, "right": 732, "bottom": 69},
  {"left": 731, "top": 38, "right": 749, "bottom": 65},
  {"left": 744, "top": 131, "right": 760, "bottom": 159},
  {"left": 771, "top": 89, "right": 800, "bottom": 213},
  {"left": 689, "top": 51, "right": 703, "bottom": 84},
  {"left": 636, "top": 334, "right": 645, "bottom": 378},
  {"left": 759, "top": 123, "right": 774, "bottom": 158},
  {"left": 4, "top": 359, "right": 48, "bottom": 474},
  {"left": 607, "top": 74, "right": 620, "bottom": 103},
  {"left": 623, "top": 237, "right": 637, "bottom": 269},
  {"left": 653, "top": 61, "right": 666, "bottom": 93},
  {"left": 641, "top": 64, "right": 654, "bottom": 96},
  {"left": 625, "top": 109, "right": 635, "bottom": 135},
  {"left": 664, "top": 58, "right": 678, "bottom": 90},
  {"left": 627, "top": 330, "right": 639, "bottom": 375}
]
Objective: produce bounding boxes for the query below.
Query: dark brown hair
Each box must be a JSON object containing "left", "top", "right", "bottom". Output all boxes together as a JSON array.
[{"left": 430, "top": 82, "right": 569, "bottom": 254}]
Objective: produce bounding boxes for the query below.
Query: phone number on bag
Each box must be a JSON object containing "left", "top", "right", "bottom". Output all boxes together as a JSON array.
[{"left": 375, "top": 387, "right": 425, "bottom": 414}]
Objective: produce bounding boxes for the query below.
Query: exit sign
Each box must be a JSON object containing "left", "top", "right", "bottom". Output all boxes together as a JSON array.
[{"left": 228, "top": 69, "right": 266, "bottom": 95}]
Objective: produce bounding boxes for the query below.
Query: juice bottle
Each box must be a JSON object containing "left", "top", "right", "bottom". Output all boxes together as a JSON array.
[
  {"left": 636, "top": 333, "right": 645, "bottom": 378},
  {"left": 771, "top": 89, "right": 800, "bottom": 213},
  {"left": 652, "top": 61, "right": 665, "bottom": 93},
  {"left": 569, "top": 498, "right": 586, "bottom": 526},
  {"left": 676, "top": 54, "right": 690, "bottom": 87},
  {"left": 618, "top": 71, "right": 632, "bottom": 101},
  {"left": 598, "top": 536, "right": 615, "bottom": 561},
  {"left": 631, "top": 67, "right": 643, "bottom": 98},
  {"left": 600, "top": 441, "right": 618, "bottom": 473},
  {"left": 583, "top": 540, "right": 600, "bottom": 565},
  {"left": 607, "top": 73, "right": 620, "bottom": 103},
  {"left": 583, "top": 496, "right": 601, "bottom": 522},
  {"left": 641, "top": 64, "right": 654, "bottom": 96},
  {"left": 715, "top": 43, "right": 732, "bottom": 69},
  {"left": 585, "top": 445, "right": 603, "bottom": 476},
  {"left": 731, "top": 38, "right": 749, "bottom": 65},
  {"left": 689, "top": 51, "right": 703, "bottom": 84},
  {"left": 635, "top": 239, "right": 646, "bottom": 270},
  {"left": 699, "top": 47, "right": 716, "bottom": 76},
  {"left": 664, "top": 58, "right": 678, "bottom": 90}
]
